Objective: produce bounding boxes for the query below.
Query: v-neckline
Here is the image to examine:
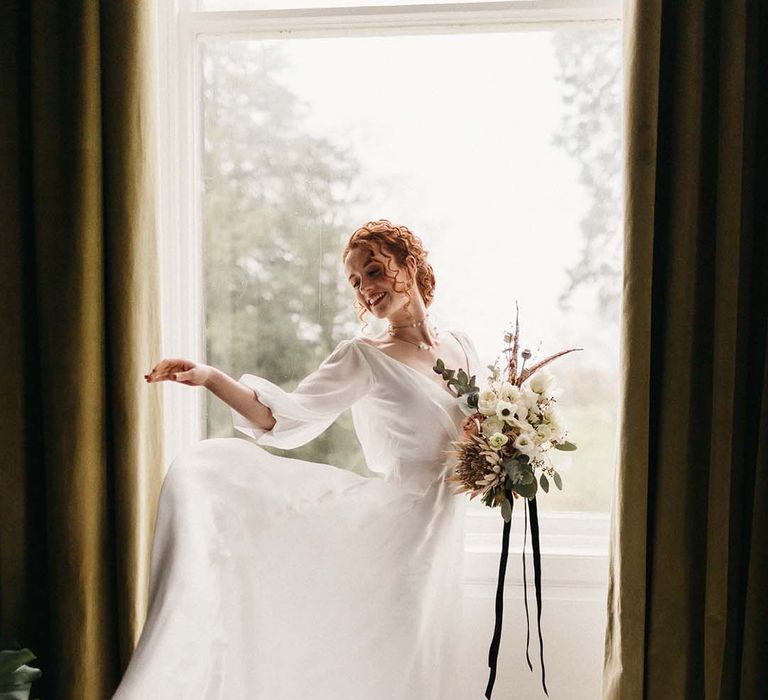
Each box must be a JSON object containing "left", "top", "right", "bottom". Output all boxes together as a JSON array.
[{"left": 353, "top": 330, "right": 471, "bottom": 402}]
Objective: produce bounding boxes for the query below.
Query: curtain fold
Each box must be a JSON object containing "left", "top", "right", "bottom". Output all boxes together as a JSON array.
[
  {"left": 604, "top": 1, "right": 767, "bottom": 698},
  {"left": 0, "top": 2, "right": 163, "bottom": 699}
]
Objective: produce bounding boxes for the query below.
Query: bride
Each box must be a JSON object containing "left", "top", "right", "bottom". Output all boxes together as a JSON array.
[{"left": 113, "top": 219, "right": 483, "bottom": 700}]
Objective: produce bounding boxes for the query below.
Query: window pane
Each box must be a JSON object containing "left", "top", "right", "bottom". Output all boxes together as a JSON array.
[{"left": 201, "top": 27, "right": 622, "bottom": 511}]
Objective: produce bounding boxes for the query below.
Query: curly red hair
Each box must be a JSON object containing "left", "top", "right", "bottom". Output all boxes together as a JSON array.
[{"left": 342, "top": 219, "right": 436, "bottom": 332}]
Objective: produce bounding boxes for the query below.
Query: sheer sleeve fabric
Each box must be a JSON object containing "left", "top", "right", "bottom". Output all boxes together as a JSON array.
[
  {"left": 454, "top": 329, "right": 482, "bottom": 374},
  {"left": 231, "top": 339, "right": 373, "bottom": 450}
]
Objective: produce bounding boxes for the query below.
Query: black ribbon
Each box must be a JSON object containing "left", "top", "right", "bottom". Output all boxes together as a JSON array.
[
  {"left": 484, "top": 490, "right": 513, "bottom": 699},
  {"left": 522, "top": 500, "right": 533, "bottom": 672},
  {"left": 484, "top": 494, "right": 548, "bottom": 698},
  {"left": 529, "top": 496, "right": 548, "bottom": 696}
]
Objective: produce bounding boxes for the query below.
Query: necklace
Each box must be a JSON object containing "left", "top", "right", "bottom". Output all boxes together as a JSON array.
[
  {"left": 387, "top": 323, "right": 441, "bottom": 351},
  {"left": 389, "top": 314, "right": 430, "bottom": 330}
]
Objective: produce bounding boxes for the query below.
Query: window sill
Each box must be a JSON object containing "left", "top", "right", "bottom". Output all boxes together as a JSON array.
[{"left": 463, "top": 508, "right": 609, "bottom": 600}]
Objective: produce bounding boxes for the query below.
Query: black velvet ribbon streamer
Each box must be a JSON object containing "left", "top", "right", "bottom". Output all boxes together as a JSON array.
[
  {"left": 484, "top": 493, "right": 548, "bottom": 698},
  {"left": 528, "top": 496, "right": 548, "bottom": 696},
  {"left": 484, "top": 490, "right": 513, "bottom": 699}
]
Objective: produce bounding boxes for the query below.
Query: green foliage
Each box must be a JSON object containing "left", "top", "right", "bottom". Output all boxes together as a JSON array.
[
  {"left": 554, "top": 440, "right": 577, "bottom": 451},
  {"left": 201, "top": 41, "right": 369, "bottom": 472},
  {"left": 500, "top": 497, "right": 513, "bottom": 523},
  {"left": 502, "top": 456, "right": 538, "bottom": 500},
  {"left": 432, "top": 358, "right": 479, "bottom": 406}
]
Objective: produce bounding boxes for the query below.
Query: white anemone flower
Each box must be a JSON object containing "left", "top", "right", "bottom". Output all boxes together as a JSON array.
[{"left": 495, "top": 400, "right": 518, "bottom": 423}]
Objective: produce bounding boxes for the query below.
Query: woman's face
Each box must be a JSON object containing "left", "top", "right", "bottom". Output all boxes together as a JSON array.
[{"left": 344, "top": 242, "right": 416, "bottom": 320}]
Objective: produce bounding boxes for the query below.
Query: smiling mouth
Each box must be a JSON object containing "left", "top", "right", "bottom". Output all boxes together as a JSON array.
[{"left": 368, "top": 292, "right": 387, "bottom": 308}]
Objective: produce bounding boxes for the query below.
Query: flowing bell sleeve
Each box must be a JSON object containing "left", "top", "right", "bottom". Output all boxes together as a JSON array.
[{"left": 231, "top": 339, "right": 373, "bottom": 450}]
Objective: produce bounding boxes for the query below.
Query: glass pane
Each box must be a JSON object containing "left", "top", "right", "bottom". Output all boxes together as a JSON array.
[{"left": 201, "top": 27, "right": 623, "bottom": 510}]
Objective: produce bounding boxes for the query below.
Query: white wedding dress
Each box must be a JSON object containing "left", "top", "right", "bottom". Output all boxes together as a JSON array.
[{"left": 113, "top": 329, "right": 482, "bottom": 700}]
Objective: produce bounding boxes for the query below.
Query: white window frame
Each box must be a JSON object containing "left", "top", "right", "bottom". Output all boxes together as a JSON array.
[{"left": 153, "top": 0, "right": 621, "bottom": 591}]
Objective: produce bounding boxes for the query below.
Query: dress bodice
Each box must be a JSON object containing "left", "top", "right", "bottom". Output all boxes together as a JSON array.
[{"left": 232, "top": 329, "right": 482, "bottom": 495}]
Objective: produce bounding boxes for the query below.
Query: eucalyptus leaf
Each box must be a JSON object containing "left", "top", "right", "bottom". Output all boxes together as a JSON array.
[
  {"left": 500, "top": 498, "right": 512, "bottom": 523},
  {"left": 540, "top": 473, "right": 550, "bottom": 493},
  {"left": 514, "top": 479, "right": 538, "bottom": 499},
  {"left": 554, "top": 440, "right": 577, "bottom": 451},
  {"left": 457, "top": 368, "right": 468, "bottom": 384},
  {"left": 553, "top": 471, "right": 563, "bottom": 490},
  {"left": 502, "top": 458, "right": 524, "bottom": 479},
  {"left": 467, "top": 392, "right": 479, "bottom": 409}
]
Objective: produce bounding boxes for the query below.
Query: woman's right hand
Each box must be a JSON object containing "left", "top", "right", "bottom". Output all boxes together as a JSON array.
[{"left": 145, "top": 359, "right": 213, "bottom": 387}]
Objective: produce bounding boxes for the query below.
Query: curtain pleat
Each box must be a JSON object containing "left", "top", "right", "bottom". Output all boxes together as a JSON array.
[
  {"left": 604, "top": 1, "right": 768, "bottom": 698},
  {"left": 0, "top": 3, "right": 163, "bottom": 699}
]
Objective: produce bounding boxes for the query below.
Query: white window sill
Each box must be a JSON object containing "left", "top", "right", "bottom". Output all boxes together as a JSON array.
[{"left": 463, "top": 508, "right": 609, "bottom": 600}]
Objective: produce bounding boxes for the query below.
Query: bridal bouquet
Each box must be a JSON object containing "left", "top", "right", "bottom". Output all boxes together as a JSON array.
[
  {"left": 433, "top": 307, "right": 581, "bottom": 699},
  {"left": 437, "top": 318, "right": 579, "bottom": 522}
]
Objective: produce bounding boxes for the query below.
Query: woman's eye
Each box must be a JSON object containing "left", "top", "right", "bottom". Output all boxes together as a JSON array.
[{"left": 367, "top": 268, "right": 379, "bottom": 277}]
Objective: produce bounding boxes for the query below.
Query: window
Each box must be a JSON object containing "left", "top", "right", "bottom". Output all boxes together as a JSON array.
[{"left": 156, "top": 2, "right": 621, "bottom": 696}]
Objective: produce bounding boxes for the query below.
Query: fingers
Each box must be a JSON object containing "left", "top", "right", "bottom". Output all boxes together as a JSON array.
[{"left": 145, "top": 358, "right": 192, "bottom": 383}]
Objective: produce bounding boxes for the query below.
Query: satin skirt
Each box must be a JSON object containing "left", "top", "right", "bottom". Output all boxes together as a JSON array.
[{"left": 112, "top": 437, "right": 468, "bottom": 700}]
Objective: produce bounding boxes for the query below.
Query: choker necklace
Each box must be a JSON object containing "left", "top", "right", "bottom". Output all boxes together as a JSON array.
[
  {"left": 387, "top": 318, "right": 440, "bottom": 351},
  {"left": 388, "top": 314, "right": 430, "bottom": 330}
]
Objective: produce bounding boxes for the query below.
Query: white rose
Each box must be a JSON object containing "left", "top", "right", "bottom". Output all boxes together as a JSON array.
[
  {"left": 529, "top": 369, "right": 556, "bottom": 395},
  {"left": 499, "top": 382, "right": 521, "bottom": 403},
  {"left": 477, "top": 389, "right": 499, "bottom": 416},
  {"left": 482, "top": 416, "right": 506, "bottom": 437},
  {"left": 488, "top": 432, "right": 509, "bottom": 450}
]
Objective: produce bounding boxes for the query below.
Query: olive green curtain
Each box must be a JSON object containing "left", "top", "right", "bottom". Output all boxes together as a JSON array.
[
  {"left": 604, "top": 1, "right": 767, "bottom": 698},
  {"left": 0, "top": 2, "right": 163, "bottom": 699}
]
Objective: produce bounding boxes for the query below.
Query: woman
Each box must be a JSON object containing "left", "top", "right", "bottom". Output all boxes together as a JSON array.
[{"left": 113, "top": 219, "right": 483, "bottom": 700}]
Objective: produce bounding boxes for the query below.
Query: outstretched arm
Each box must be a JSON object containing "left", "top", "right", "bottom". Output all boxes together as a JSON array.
[
  {"left": 145, "top": 359, "right": 276, "bottom": 431},
  {"left": 232, "top": 339, "right": 373, "bottom": 449}
]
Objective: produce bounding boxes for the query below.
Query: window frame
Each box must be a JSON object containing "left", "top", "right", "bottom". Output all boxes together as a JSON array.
[{"left": 154, "top": 0, "right": 622, "bottom": 582}]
